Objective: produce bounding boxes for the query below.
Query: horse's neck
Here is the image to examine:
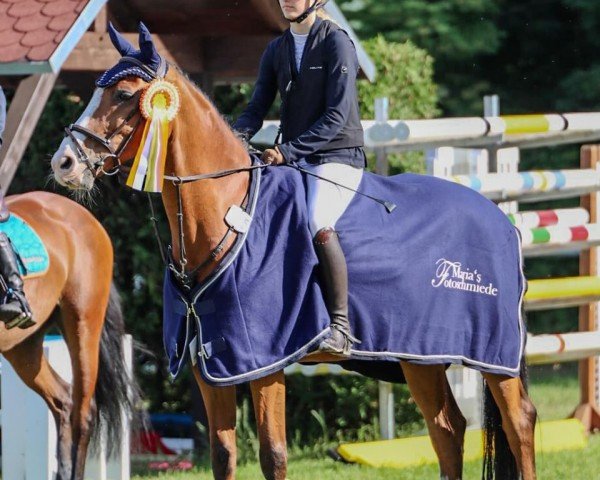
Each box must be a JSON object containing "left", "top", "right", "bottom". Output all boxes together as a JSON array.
[{"left": 162, "top": 74, "right": 249, "bottom": 280}]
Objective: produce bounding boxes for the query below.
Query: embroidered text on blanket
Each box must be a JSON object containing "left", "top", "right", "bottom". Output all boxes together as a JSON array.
[{"left": 432, "top": 258, "right": 500, "bottom": 297}]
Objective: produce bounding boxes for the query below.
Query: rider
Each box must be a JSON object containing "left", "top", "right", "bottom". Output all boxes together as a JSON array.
[
  {"left": 234, "top": 0, "right": 365, "bottom": 356},
  {"left": 0, "top": 86, "right": 34, "bottom": 329}
]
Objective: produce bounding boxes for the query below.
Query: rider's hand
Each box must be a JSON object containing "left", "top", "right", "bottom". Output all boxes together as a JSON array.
[{"left": 261, "top": 147, "right": 285, "bottom": 165}]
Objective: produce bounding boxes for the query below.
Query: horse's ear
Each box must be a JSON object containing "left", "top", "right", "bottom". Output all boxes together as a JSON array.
[
  {"left": 108, "top": 22, "right": 136, "bottom": 57},
  {"left": 138, "top": 22, "right": 161, "bottom": 66}
]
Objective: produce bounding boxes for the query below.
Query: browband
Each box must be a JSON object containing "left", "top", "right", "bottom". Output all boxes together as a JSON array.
[{"left": 120, "top": 55, "right": 168, "bottom": 79}]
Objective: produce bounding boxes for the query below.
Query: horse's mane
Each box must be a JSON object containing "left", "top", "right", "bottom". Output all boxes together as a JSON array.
[{"left": 171, "top": 64, "right": 250, "bottom": 151}]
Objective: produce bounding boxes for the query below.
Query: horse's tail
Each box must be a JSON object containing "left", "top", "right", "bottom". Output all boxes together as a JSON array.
[
  {"left": 482, "top": 306, "right": 528, "bottom": 480},
  {"left": 92, "top": 284, "right": 144, "bottom": 456}
]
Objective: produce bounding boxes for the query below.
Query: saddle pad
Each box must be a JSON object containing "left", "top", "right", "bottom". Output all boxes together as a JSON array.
[
  {"left": 163, "top": 166, "right": 525, "bottom": 386},
  {"left": 0, "top": 214, "right": 49, "bottom": 278}
]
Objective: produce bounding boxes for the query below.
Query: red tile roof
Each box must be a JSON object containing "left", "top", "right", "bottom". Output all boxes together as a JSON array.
[{"left": 0, "top": 0, "right": 90, "bottom": 64}]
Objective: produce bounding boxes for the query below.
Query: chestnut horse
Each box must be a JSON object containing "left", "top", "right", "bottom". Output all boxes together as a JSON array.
[
  {"left": 51, "top": 27, "right": 537, "bottom": 480},
  {"left": 1, "top": 191, "right": 135, "bottom": 480}
]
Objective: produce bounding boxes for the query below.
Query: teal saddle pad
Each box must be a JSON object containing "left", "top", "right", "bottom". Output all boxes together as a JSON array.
[{"left": 0, "top": 214, "right": 49, "bottom": 278}]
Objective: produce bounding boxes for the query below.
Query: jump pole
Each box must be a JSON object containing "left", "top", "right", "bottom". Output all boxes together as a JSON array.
[{"left": 572, "top": 145, "right": 600, "bottom": 432}]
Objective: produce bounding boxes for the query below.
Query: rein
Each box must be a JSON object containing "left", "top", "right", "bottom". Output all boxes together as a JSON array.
[{"left": 164, "top": 163, "right": 269, "bottom": 184}]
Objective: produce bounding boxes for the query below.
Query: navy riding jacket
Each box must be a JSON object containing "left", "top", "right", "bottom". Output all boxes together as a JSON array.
[{"left": 234, "top": 17, "right": 365, "bottom": 168}]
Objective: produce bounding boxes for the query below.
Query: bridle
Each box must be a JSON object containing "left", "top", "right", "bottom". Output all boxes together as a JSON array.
[
  {"left": 62, "top": 55, "right": 168, "bottom": 177},
  {"left": 64, "top": 107, "right": 142, "bottom": 177}
]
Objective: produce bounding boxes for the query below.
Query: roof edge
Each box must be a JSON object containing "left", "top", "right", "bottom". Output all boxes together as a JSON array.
[
  {"left": 0, "top": 62, "right": 53, "bottom": 75},
  {"left": 49, "top": 0, "right": 109, "bottom": 73}
]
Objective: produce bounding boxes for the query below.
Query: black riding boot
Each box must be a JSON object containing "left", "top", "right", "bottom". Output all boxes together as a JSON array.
[
  {"left": 313, "top": 227, "right": 359, "bottom": 356},
  {"left": 0, "top": 233, "right": 34, "bottom": 329}
]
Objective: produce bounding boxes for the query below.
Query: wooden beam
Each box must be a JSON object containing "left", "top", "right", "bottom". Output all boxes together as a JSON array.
[
  {"left": 62, "top": 32, "right": 205, "bottom": 73},
  {"left": 134, "top": 16, "right": 273, "bottom": 36},
  {"left": 0, "top": 74, "right": 57, "bottom": 190},
  {"left": 250, "top": 0, "right": 288, "bottom": 31},
  {"left": 131, "top": 0, "right": 249, "bottom": 9},
  {"left": 204, "top": 36, "right": 272, "bottom": 79},
  {"left": 572, "top": 144, "right": 600, "bottom": 433},
  {"left": 62, "top": 33, "right": 274, "bottom": 79},
  {"left": 94, "top": 5, "right": 107, "bottom": 32}
]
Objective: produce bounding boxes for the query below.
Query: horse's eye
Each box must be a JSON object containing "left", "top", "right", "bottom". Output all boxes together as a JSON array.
[{"left": 115, "top": 90, "right": 134, "bottom": 102}]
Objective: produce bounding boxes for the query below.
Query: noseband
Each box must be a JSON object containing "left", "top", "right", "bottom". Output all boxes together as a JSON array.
[{"left": 64, "top": 107, "right": 142, "bottom": 177}]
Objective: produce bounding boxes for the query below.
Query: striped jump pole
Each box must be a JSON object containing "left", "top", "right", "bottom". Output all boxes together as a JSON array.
[
  {"left": 519, "top": 224, "right": 600, "bottom": 256},
  {"left": 527, "top": 331, "right": 600, "bottom": 365},
  {"left": 251, "top": 113, "right": 600, "bottom": 152},
  {"left": 363, "top": 113, "right": 600, "bottom": 147},
  {"left": 447, "top": 169, "right": 600, "bottom": 203},
  {"left": 525, "top": 276, "right": 600, "bottom": 310},
  {"left": 508, "top": 208, "right": 590, "bottom": 229}
]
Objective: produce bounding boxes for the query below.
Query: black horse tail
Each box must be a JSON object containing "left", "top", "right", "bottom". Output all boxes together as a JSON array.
[
  {"left": 482, "top": 305, "right": 529, "bottom": 480},
  {"left": 92, "top": 284, "right": 145, "bottom": 456}
]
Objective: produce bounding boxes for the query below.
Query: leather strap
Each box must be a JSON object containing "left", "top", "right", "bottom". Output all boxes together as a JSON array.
[{"left": 292, "top": 0, "right": 328, "bottom": 23}]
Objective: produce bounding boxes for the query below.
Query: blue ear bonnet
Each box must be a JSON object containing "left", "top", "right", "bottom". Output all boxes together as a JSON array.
[{"left": 96, "top": 22, "right": 168, "bottom": 88}]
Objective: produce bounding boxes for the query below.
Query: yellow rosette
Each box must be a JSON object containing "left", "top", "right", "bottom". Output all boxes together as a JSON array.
[{"left": 127, "top": 79, "right": 180, "bottom": 192}]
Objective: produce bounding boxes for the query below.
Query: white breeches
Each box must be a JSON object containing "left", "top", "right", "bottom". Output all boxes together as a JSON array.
[{"left": 300, "top": 161, "right": 364, "bottom": 236}]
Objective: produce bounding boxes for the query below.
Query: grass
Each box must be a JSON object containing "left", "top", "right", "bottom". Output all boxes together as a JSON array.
[
  {"left": 528, "top": 362, "right": 581, "bottom": 421},
  {"left": 133, "top": 363, "right": 600, "bottom": 479},
  {"left": 132, "top": 436, "right": 600, "bottom": 480}
]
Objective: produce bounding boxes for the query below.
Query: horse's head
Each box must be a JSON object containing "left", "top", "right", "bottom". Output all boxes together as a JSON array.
[{"left": 51, "top": 22, "right": 171, "bottom": 192}]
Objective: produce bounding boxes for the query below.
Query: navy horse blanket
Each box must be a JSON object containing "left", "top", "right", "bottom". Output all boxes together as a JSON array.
[{"left": 163, "top": 165, "right": 525, "bottom": 386}]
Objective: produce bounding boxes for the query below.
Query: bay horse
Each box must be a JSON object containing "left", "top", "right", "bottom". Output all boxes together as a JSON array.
[
  {"left": 50, "top": 25, "right": 537, "bottom": 480},
  {"left": 0, "top": 191, "right": 136, "bottom": 480}
]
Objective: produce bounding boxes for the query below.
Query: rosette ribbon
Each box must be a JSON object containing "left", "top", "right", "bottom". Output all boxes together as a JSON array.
[{"left": 127, "top": 79, "right": 180, "bottom": 192}]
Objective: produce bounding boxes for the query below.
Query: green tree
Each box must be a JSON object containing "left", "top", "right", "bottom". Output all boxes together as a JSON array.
[
  {"left": 356, "top": 36, "right": 439, "bottom": 173},
  {"left": 358, "top": 36, "right": 439, "bottom": 120},
  {"left": 338, "top": 0, "right": 502, "bottom": 114},
  {"left": 478, "top": 0, "right": 600, "bottom": 113}
]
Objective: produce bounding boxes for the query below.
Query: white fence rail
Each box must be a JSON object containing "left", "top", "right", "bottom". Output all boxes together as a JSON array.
[{"left": 1, "top": 336, "right": 132, "bottom": 480}]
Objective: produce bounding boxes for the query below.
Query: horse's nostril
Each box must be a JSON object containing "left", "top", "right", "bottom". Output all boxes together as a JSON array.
[{"left": 60, "top": 156, "right": 74, "bottom": 171}]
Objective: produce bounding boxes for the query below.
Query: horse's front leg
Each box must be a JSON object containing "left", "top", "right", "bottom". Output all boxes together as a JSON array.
[
  {"left": 192, "top": 367, "right": 237, "bottom": 479},
  {"left": 250, "top": 371, "right": 287, "bottom": 480}
]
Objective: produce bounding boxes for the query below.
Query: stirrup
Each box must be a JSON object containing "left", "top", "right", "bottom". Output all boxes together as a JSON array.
[
  {"left": 6, "top": 311, "right": 34, "bottom": 330},
  {"left": 319, "top": 325, "right": 360, "bottom": 356},
  {"left": 1, "top": 290, "right": 34, "bottom": 329}
]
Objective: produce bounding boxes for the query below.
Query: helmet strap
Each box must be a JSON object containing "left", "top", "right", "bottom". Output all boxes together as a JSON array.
[{"left": 292, "top": 0, "right": 327, "bottom": 24}]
